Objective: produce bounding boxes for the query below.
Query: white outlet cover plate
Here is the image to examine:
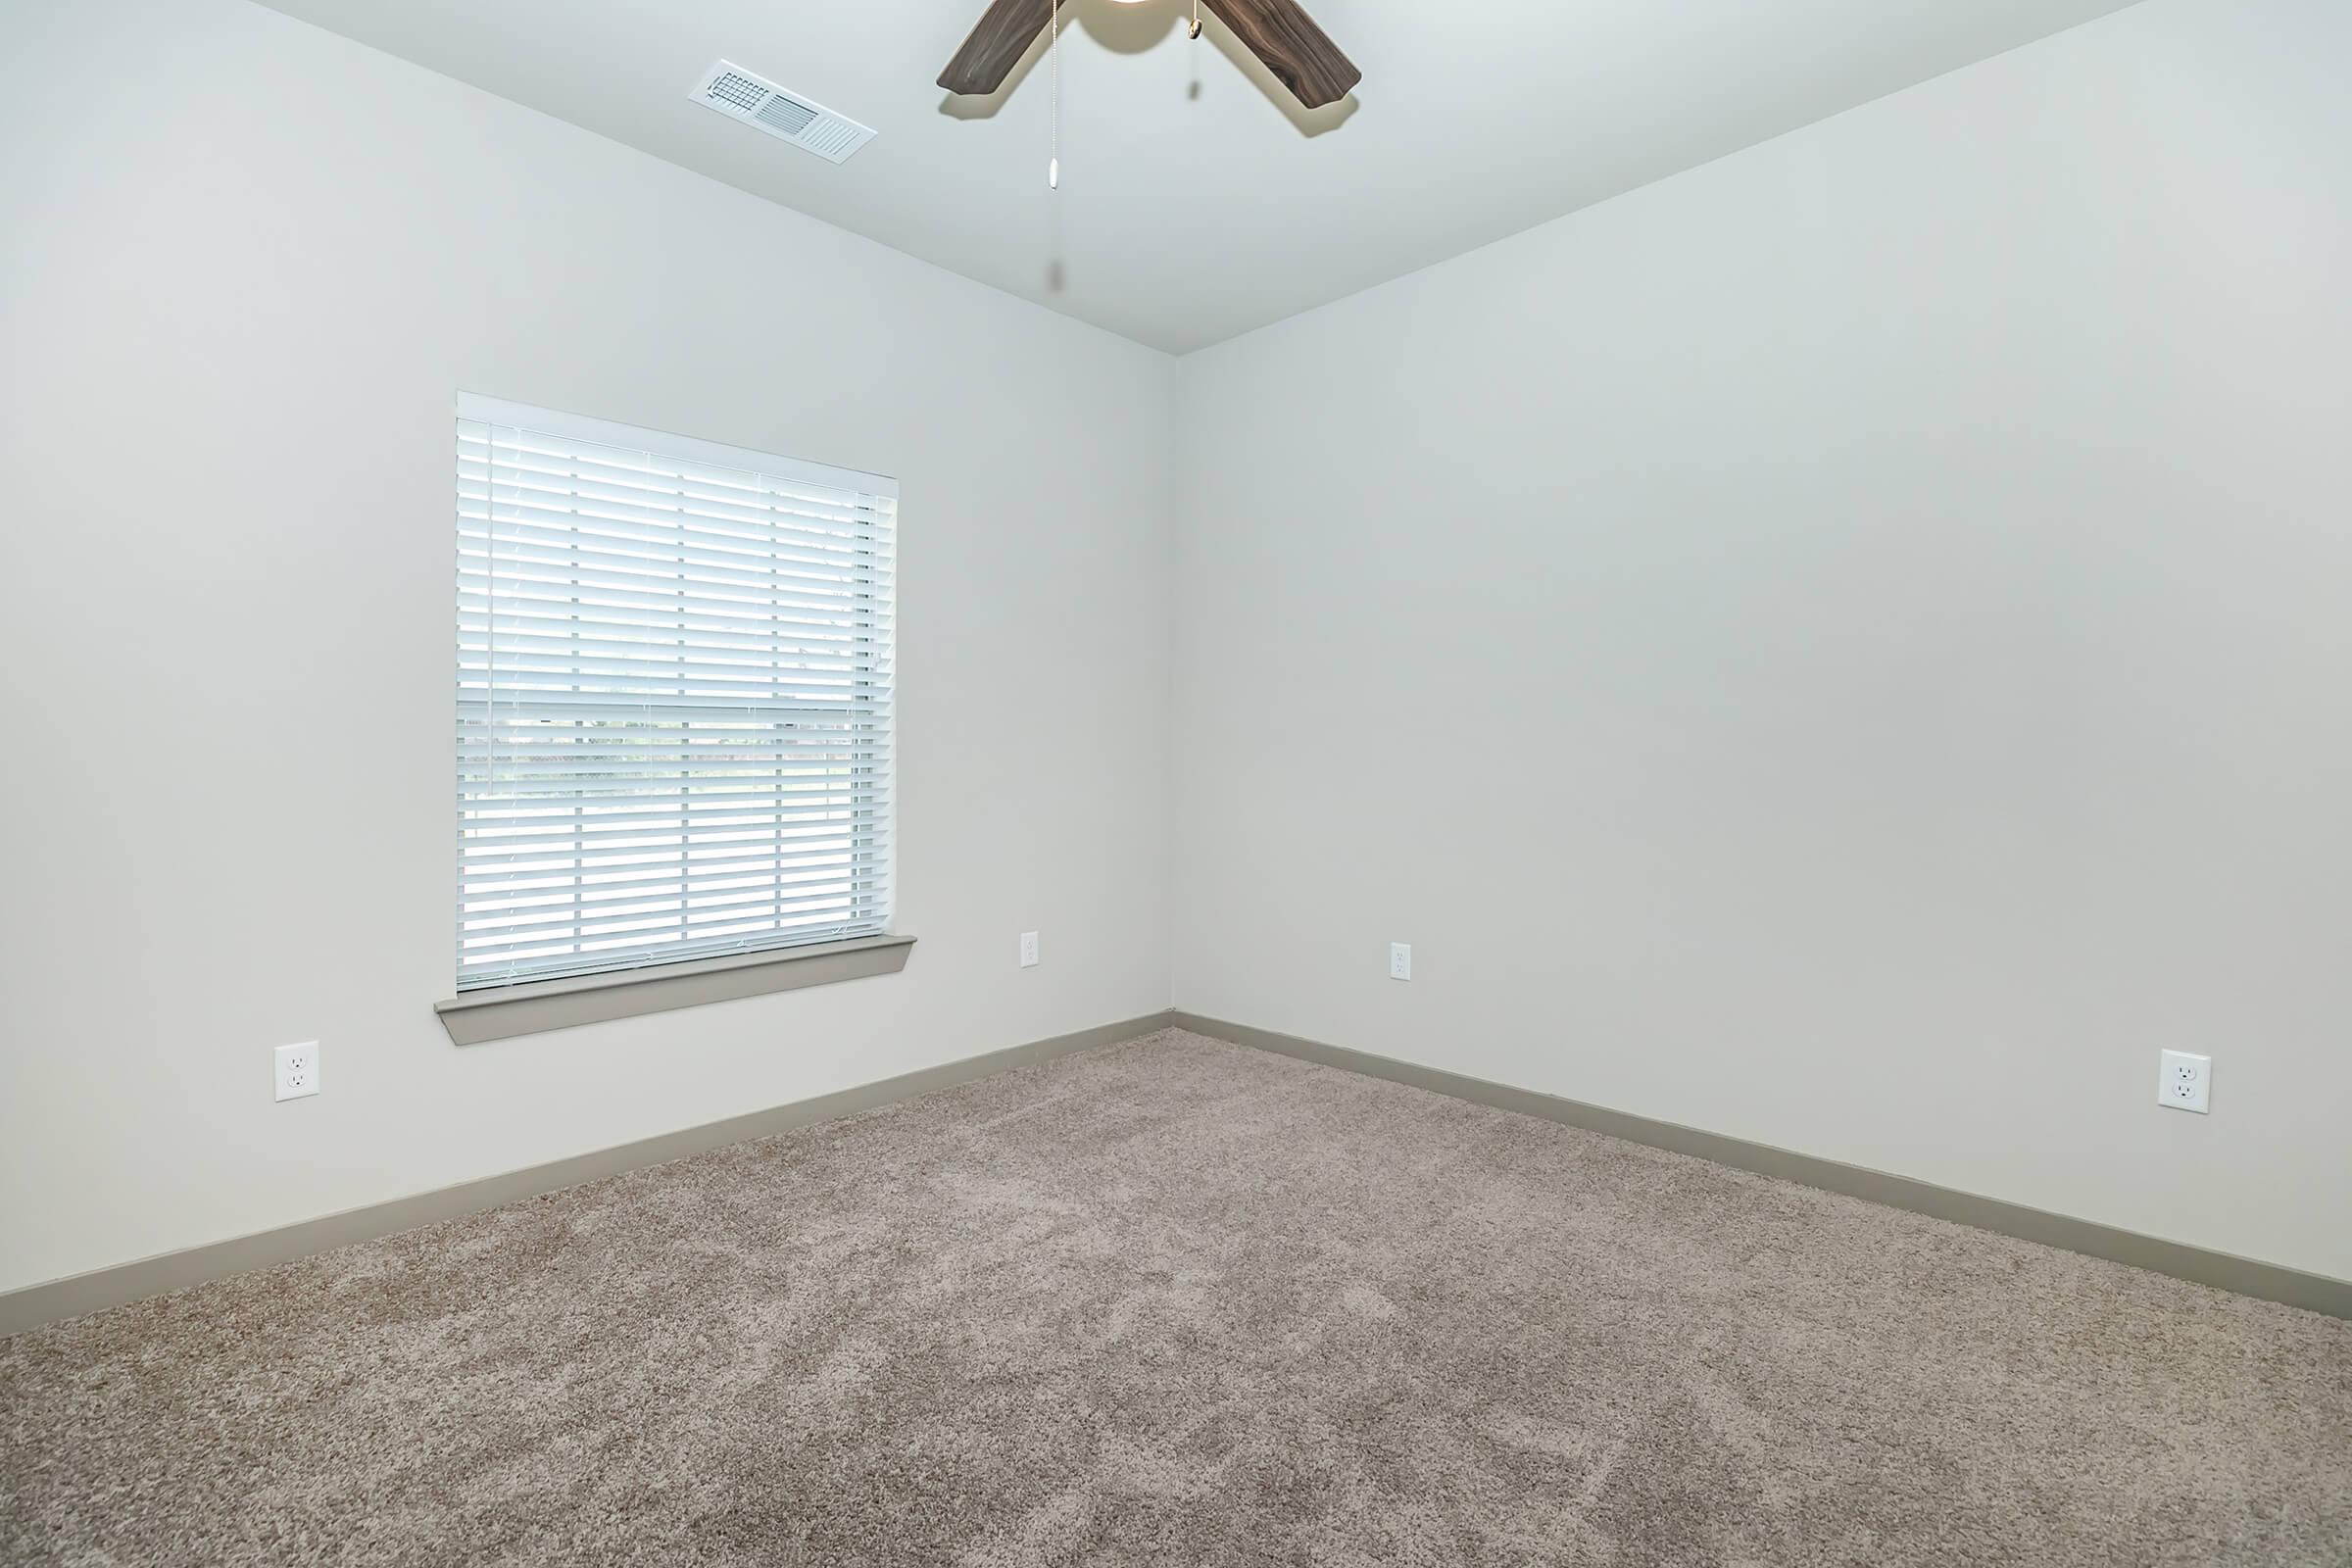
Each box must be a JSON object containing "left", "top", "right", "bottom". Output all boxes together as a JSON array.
[
  {"left": 274, "top": 1041, "right": 321, "bottom": 1102},
  {"left": 1019, "top": 932, "right": 1040, "bottom": 969},
  {"left": 2158, "top": 1050, "right": 2210, "bottom": 1114},
  {"left": 1389, "top": 943, "right": 1412, "bottom": 981}
]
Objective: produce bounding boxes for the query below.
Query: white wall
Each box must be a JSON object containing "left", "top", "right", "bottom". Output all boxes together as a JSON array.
[
  {"left": 8, "top": 0, "right": 2345, "bottom": 1300},
  {"left": 1171, "top": 0, "right": 2352, "bottom": 1282},
  {"left": 0, "top": 0, "right": 1175, "bottom": 1294}
]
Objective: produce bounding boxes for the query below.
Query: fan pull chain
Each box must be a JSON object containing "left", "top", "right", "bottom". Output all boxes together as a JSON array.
[
  {"left": 1047, "top": 0, "right": 1060, "bottom": 189},
  {"left": 1190, "top": 0, "right": 1202, "bottom": 40}
]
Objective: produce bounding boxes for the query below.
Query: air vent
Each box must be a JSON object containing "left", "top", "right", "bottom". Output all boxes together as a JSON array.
[{"left": 690, "top": 60, "right": 876, "bottom": 165}]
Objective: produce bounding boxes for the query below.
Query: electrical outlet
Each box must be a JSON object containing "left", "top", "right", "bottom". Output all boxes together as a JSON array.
[
  {"left": 1389, "top": 942, "right": 1412, "bottom": 981},
  {"left": 274, "top": 1041, "right": 321, "bottom": 1102},
  {"left": 1019, "top": 931, "right": 1040, "bottom": 968},
  {"left": 2158, "top": 1050, "right": 2210, "bottom": 1114}
]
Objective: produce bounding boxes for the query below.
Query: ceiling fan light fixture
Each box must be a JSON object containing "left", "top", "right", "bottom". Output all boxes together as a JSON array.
[{"left": 938, "top": 0, "right": 1359, "bottom": 110}]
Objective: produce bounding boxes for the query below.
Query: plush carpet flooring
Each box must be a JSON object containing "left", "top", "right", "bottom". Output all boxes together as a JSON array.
[{"left": 3, "top": 1028, "right": 2348, "bottom": 1566}]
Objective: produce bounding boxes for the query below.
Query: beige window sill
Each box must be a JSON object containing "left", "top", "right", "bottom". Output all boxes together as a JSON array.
[{"left": 434, "top": 933, "right": 916, "bottom": 1045}]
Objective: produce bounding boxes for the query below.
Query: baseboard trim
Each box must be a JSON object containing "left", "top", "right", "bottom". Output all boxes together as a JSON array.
[
  {"left": 17, "top": 1008, "right": 2341, "bottom": 1335},
  {"left": 0, "top": 1009, "right": 1179, "bottom": 1339},
  {"left": 1174, "top": 1010, "right": 2352, "bottom": 1321}
]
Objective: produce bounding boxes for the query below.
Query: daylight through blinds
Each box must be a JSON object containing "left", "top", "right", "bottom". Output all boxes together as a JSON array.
[{"left": 456, "top": 395, "right": 895, "bottom": 990}]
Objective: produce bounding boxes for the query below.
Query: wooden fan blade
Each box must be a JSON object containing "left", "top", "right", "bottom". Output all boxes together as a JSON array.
[
  {"left": 1199, "top": 0, "right": 1360, "bottom": 109},
  {"left": 938, "top": 0, "right": 1057, "bottom": 95}
]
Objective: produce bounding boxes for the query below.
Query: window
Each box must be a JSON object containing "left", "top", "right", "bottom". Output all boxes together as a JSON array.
[{"left": 455, "top": 394, "right": 895, "bottom": 993}]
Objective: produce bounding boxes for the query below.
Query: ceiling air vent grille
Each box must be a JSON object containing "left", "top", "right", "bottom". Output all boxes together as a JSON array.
[{"left": 690, "top": 60, "right": 875, "bottom": 165}]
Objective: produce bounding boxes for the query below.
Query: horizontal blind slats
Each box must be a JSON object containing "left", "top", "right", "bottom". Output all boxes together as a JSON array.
[
  {"left": 458, "top": 690, "right": 888, "bottom": 715},
  {"left": 463, "top": 922, "right": 888, "bottom": 984},
  {"left": 457, "top": 585, "right": 894, "bottom": 634},
  {"left": 458, "top": 842, "right": 889, "bottom": 877},
  {"left": 458, "top": 748, "right": 887, "bottom": 768},
  {"left": 461, "top": 536, "right": 886, "bottom": 601},
  {"left": 459, "top": 834, "right": 890, "bottom": 870},
  {"left": 457, "top": 471, "right": 890, "bottom": 557},
  {"left": 459, "top": 754, "right": 887, "bottom": 777},
  {"left": 458, "top": 504, "right": 892, "bottom": 570},
  {"left": 461, "top": 787, "right": 888, "bottom": 813},
  {"left": 464, "top": 882, "right": 887, "bottom": 941},
  {"left": 459, "top": 845, "right": 865, "bottom": 890},
  {"left": 463, "top": 619, "right": 888, "bottom": 662},
  {"left": 458, "top": 427, "right": 894, "bottom": 528},
  {"left": 457, "top": 405, "right": 894, "bottom": 991},
  {"left": 459, "top": 546, "right": 886, "bottom": 613},
  {"left": 463, "top": 780, "right": 889, "bottom": 811}
]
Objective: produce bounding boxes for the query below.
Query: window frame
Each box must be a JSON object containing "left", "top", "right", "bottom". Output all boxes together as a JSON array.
[{"left": 439, "top": 393, "right": 906, "bottom": 1041}]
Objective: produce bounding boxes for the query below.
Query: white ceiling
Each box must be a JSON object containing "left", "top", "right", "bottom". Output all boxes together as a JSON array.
[{"left": 254, "top": 0, "right": 2141, "bottom": 354}]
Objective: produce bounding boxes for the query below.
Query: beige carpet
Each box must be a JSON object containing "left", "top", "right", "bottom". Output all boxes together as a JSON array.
[{"left": 3, "top": 1029, "right": 2348, "bottom": 1566}]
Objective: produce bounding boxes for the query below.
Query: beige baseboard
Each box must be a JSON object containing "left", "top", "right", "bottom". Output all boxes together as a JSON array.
[
  {"left": 12, "top": 1007, "right": 2343, "bottom": 1337},
  {"left": 1175, "top": 1010, "right": 2352, "bottom": 1322},
  {"left": 0, "top": 1010, "right": 1177, "bottom": 1339}
]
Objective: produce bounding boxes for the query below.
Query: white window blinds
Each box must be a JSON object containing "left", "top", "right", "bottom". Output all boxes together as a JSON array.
[{"left": 455, "top": 394, "right": 895, "bottom": 991}]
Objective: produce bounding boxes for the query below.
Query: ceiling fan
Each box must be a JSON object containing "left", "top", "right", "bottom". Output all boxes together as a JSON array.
[{"left": 938, "top": 0, "right": 1361, "bottom": 111}]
